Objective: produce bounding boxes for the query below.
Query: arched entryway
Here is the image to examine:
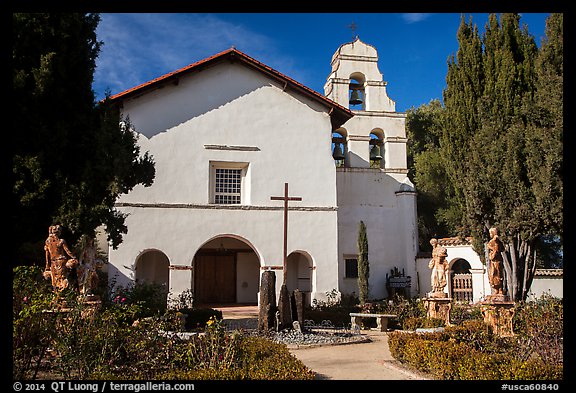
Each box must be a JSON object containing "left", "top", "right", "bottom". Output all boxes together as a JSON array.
[
  {"left": 193, "top": 235, "right": 260, "bottom": 306},
  {"left": 450, "top": 258, "right": 473, "bottom": 302},
  {"left": 286, "top": 251, "right": 313, "bottom": 306},
  {"left": 135, "top": 249, "right": 170, "bottom": 288}
]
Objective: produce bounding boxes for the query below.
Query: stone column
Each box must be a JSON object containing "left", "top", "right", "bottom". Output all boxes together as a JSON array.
[
  {"left": 258, "top": 270, "right": 277, "bottom": 331},
  {"left": 277, "top": 284, "right": 292, "bottom": 331},
  {"left": 291, "top": 289, "right": 305, "bottom": 325}
]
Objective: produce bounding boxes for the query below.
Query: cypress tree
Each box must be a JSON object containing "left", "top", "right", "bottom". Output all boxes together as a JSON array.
[
  {"left": 438, "top": 13, "right": 561, "bottom": 301},
  {"left": 440, "top": 15, "right": 485, "bottom": 235},
  {"left": 357, "top": 221, "right": 369, "bottom": 304}
]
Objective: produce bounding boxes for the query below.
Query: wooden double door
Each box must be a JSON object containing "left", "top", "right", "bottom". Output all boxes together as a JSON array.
[{"left": 194, "top": 253, "right": 236, "bottom": 304}]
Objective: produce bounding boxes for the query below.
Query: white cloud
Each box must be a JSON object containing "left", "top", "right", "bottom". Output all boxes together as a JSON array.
[
  {"left": 401, "top": 13, "right": 431, "bottom": 24},
  {"left": 93, "top": 13, "right": 285, "bottom": 99}
]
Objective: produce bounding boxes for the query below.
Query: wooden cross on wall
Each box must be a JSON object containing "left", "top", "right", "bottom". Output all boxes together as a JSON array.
[{"left": 270, "top": 183, "right": 302, "bottom": 285}]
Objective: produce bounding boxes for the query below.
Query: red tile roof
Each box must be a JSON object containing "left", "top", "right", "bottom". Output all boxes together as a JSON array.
[
  {"left": 438, "top": 237, "right": 473, "bottom": 246},
  {"left": 108, "top": 47, "right": 353, "bottom": 129}
]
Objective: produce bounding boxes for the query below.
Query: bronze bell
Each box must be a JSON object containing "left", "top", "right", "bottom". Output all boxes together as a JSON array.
[
  {"left": 332, "top": 143, "right": 345, "bottom": 160},
  {"left": 370, "top": 144, "right": 382, "bottom": 161},
  {"left": 349, "top": 89, "right": 363, "bottom": 105}
]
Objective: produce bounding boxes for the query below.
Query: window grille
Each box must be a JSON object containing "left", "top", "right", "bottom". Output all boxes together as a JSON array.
[
  {"left": 214, "top": 168, "right": 242, "bottom": 204},
  {"left": 452, "top": 273, "right": 473, "bottom": 302}
]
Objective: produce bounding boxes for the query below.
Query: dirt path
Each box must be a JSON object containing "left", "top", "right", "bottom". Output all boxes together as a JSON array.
[
  {"left": 288, "top": 330, "right": 432, "bottom": 380},
  {"left": 217, "top": 305, "right": 432, "bottom": 381}
]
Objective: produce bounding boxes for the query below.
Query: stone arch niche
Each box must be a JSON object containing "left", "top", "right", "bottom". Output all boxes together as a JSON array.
[
  {"left": 134, "top": 249, "right": 170, "bottom": 307},
  {"left": 192, "top": 235, "right": 261, "bottom": 306},
  {"left": 449, "top": 258, "right": 473, "bottom": 303},
  {"left": 135, "top": 249, "right": 170, "bottom": 288},
  {"left": 286, "top": 250, "right": 313, "bottom": 306}
]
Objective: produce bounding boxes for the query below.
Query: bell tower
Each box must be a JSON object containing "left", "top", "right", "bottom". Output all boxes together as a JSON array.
[
  {"left": 324, "top": 37, "right": 407, "bottom": 170},
  {"left": 327, "top": 37, "right": 419, "bottom": 301},
  {"left": 324, "top": 37, "right": 396, "bottom": 112}
]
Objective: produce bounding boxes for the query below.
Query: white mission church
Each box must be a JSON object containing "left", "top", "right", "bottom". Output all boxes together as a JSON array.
[{"left": 106, "top": 37, "right": 420, "bottom": 306}]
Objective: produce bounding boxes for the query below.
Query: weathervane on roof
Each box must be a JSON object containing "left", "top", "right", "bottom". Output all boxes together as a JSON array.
[{"left": 347, "top": 21, "right": 358, "bottom": 40}]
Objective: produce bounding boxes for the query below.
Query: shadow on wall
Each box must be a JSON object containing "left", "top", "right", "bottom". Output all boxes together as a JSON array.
[{"left": 107, "top": 262, "right": 135, "bottom": 290}]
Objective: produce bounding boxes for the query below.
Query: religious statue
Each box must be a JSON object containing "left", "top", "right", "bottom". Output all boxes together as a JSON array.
[
  {"left": 487, "top": 227, "right": 505, "bottom": 296},
  {"left": 428, "top": 238, "right": 449, "bottom": 295},
  {"left": 77, "top": 236, "right": 103, "bottom": 298},
  {"left": 43, "top": 225, "right": 79, "bottom": 292}
]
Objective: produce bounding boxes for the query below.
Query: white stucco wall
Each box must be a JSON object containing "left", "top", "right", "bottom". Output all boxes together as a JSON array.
[
  {"left": 236, "top": 252, "right": 260, "bottom": 303},
  {"left": 527, "top": 273, "right": 563, "bottom": 300},
  {"left": 336, "top": 169, "right": 417, "bottom": 299},
  {"left": 108, "top": 61, "right": 341, "bottom": 303}
]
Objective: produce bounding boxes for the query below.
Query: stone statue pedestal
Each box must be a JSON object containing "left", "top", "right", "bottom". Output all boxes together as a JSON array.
[
  {"left": 481, "top": 298, "right": 515, "bottom": 337},
  {"left": 423, "top": 293, "right": 452, "bottom": 326}
]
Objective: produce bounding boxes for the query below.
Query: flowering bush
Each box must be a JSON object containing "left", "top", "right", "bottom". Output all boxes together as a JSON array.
[
  {"left": 13, "top": 265, "right": 58, "bottom": 379},
  {"left": 13, "top": 265, "right": 313, "bottom": 380},
  {"left": 177, "top": 316, "right": 239, "bottom": 370}
]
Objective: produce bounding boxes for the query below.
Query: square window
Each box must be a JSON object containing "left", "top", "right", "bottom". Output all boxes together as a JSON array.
[
  {"left": 345, "top": 258, "right": 358, "bottom": 278},
  {"left": 212, "top": 166, "right": 245, "bottom": 205}
]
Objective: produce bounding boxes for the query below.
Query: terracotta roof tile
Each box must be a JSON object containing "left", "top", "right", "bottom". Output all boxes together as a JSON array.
[
  {"left": 534, "top": 269, "right": 563, "bottom": 277},
  {"left": 438, "top": 237, "right": 473, "bottom": 246}
]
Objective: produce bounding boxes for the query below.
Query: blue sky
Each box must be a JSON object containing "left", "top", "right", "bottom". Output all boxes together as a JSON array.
[{"left": 93, "top": 13, "right": 551, "bottom": 113}]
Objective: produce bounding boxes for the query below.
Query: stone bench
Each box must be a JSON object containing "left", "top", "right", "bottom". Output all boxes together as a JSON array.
[{"left": 349, "top": 312, "right": 397, "bottom": 332}]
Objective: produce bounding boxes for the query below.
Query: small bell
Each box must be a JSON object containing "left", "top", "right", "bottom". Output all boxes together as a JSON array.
[
  {"left": 370, "top": 144, "right": 382, "bottom": 161},
  {"left": 349, "top": 89, "right": 363, "bottom": 105},
  {"left": 332, "top": 143, "right": 345, "bottom": 161}
]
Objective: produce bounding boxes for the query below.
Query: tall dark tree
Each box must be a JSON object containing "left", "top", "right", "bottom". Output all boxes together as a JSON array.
[
  {"left": 406, "top": 99, "right": 450, "bottom": 250},
  {"left": 439, "top": 13, "right": 562, "bottom": 301},
  {"left": 12, "top": 13, "right": 155, "bottom": 264},
  {"left": 440, "top": 14, "right": 485, "bottom": 236},
  {"left": 523, "top": 13, "right": 563, "bottom": 272},
  {"left": 357, "top": 221, "right": 369, "bottom": 304}
]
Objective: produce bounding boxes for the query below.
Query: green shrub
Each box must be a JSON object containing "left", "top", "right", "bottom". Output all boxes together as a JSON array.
[
  {"left": 13, "top": 265, "right": 59, "bottom": 379},
  {"left": 14, "top": 265, "right": 314, "bottom": 380},
  {"left": 155, "top": 335, "right": 315, "bottom": 380},
  {"left": 450, "top": 301, "right": 483, "bottom": 325},
  {"left": 513, "top": 294, "right": 563, "bottom": 365},
  {"left": 373, "top": 295, "right": 426, "bottom": 329},
  {"left": 402, "top": 316, "right": 445, "bottom": 331},
  {"left": 388, "top": 301, "right": 563, "bottom": 381},
  {"left": 108, "top": 281, "right": 168, "bottom": 320}
]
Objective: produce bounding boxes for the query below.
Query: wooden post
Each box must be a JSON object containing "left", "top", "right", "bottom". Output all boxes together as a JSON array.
[
  {"left": 270, "top": 183, "right": 302, "bottom": 285},
  {"left": 271, "top": 183, "right": 302, "bottom": 330}
]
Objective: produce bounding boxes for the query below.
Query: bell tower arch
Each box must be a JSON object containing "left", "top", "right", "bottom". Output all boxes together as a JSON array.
[{"left": 324, "top": 37, "right": 407, "bottom": 170}]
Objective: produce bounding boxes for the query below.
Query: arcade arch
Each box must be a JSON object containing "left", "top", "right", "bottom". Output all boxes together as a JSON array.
[
  {"left": 286, "top": 251, "right": 313, "bottom": 306},
  {"left": 449, "top": 258, "right": 473, "bottom": 302},
  {"left": 135, "top": 249, "right": 170, "bottom": 288},
  {"left": 192, "top": 235, "right": 260, "bottom": 305}
]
